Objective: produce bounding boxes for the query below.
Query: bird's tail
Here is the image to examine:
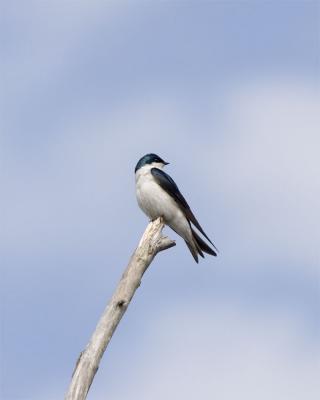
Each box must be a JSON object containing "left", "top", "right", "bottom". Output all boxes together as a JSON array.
[{"left": 185, "top": 227, "right": 217, "bottom": 263}]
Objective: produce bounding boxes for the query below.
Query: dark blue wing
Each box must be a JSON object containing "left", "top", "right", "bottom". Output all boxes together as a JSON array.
[{"left": 151, "top": 167, "right": 216, "bottom": 248}]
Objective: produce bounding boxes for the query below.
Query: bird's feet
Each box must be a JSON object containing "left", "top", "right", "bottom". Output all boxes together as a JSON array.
[{"left": 150, "top": 216, "right": 164, "bottom": 224}]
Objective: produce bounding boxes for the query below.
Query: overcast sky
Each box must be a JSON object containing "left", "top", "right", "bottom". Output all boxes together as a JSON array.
[{"left": 1, "top": 1, "right": 319, "bottom": 399}]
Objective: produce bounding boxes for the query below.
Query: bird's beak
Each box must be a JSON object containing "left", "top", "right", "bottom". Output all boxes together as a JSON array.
[{"left": 164, "top": 161, "right": 170, "bottom": 165}]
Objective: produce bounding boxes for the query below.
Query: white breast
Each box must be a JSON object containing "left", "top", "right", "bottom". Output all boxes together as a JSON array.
[
  {"left": 135, "top": 165, "right": 173, "bottom": 219},
  {"left": 135, "top": 165, "right": 192, "bottom": 242}
]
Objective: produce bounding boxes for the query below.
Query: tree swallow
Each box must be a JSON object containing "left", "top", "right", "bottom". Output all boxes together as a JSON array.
[{"left": 135, "top": 153, "right": 217, "bottom": 263}]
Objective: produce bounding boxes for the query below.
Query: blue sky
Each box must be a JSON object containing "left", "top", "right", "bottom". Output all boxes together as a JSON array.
[{"left": 1, "top": 1, "right": 319, "bottom": 399}]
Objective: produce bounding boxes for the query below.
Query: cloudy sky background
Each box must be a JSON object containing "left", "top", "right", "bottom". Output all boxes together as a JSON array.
[{"left": 1, "top": 1, "right": 319, "bottom": 399}]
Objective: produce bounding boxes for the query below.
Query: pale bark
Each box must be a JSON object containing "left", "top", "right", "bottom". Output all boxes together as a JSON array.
[{"left": 64, "top": 217, "right": 175, "bottom": 400}]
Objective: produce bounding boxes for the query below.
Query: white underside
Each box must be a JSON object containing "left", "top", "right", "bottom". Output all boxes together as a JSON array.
[{"left": 135, "top": 164, "right": 193, "bottom": 243}]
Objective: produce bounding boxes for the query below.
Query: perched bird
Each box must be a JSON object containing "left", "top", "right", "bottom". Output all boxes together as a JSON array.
[{"left": 135, "top": 153, "right": 217, "bottom": 263}]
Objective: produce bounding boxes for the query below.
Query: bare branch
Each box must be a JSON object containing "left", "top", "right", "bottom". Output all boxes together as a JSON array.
[{"left": 64, "top": 217, "right": 175, "bottom": 400}]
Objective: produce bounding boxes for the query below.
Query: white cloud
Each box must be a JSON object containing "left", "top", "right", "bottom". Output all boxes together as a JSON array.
[
  {"left": 91, "top": 302, "right": 320, "bottom": 400},
  {"left": 206, "top": 79, "right": 320, "bottom": 272}
]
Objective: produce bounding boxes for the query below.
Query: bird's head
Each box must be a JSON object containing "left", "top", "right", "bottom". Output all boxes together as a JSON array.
[{"left": 135, "top": 153, "right": 169, "bottom": 173}]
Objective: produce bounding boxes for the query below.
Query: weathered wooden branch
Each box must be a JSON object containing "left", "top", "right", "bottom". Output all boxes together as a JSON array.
[{"left": 64, "top": 217, "right": 176, "bottom": 400}]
